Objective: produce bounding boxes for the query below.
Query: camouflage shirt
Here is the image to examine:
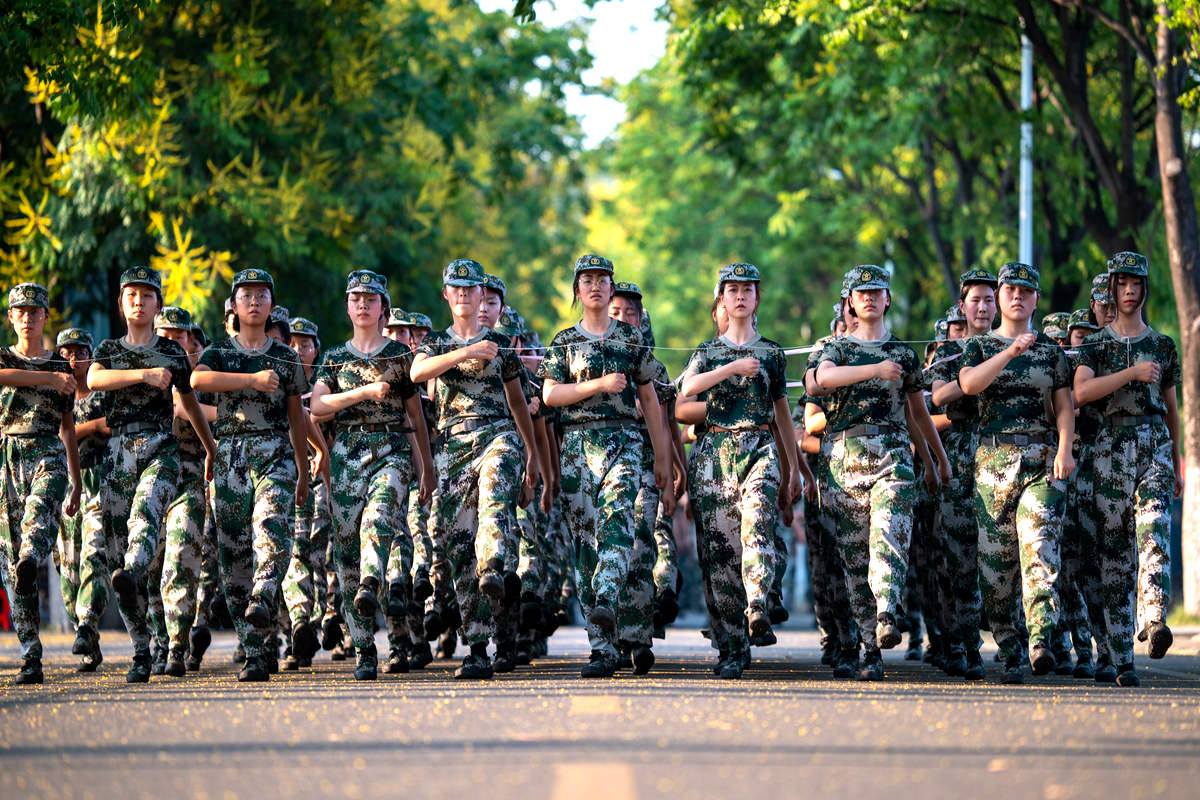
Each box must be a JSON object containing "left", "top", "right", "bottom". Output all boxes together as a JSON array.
[
  {"left": 74, "top": 391, "right": 109, "bottom": 467},
  {"left": 1067, "top": 350, "right": 1102, "bottom": 441},
  {"left": 959, "top": 331, "right": 1070, "bottom": 435},
  {"left": 197, "top": 337, "right": 309, "bottom": 438},
  {"left": 680, "top": 334, "right": 786, "bottom": 429},
  {"left": 0, "top": 347, "right": 72, "bottom": 436},
  {"left": 925, "top": 338, "right": 978, "bottom": 424},
  {"left": 1080, "top": 326, "right": 1181, "bottom": 418},
  {"left": 314, "top": 339, "right": 417, "bottom": 427},
  {"left": 93, "top": 336, "right": 193, "bottom": 430},
  {"left": 816, "top": 333, "right": 921, "bottom": 433},
  {"left": 417, "top": 328, "right": 521, "bottom": 433},
  {"left": 174, "top": 391, "right": 215, "bottom": 461},
  {"left": 538, "top": 318, "right": 656, "bottom": 426}
]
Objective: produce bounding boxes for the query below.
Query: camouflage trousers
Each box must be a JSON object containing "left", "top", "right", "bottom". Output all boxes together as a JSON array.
[
  {"left": 805, "top": 452, "right": 855, "bottom": 648},
  {"left": 516, "top": 478, "right": 549, "bottom": 596},
  {"left": 407, "top": 480, "right": 438, "bottom": 589},
  {"left": 192, "top": 487, "right": 220, "bottom": 629},
  {"left": 430, "top": 421, "right": 522, "bottom": 645},
  {"left": 689, "top": 436, "right": 725, "bottom": 652},
  {"left": 936, "top": 428, "right": 983, "bottom": 650},
  {"left": 1064, "top": 441, "right": 1107, "bottom": 660},
  {"left": 1056, "top": 441, "right": 1097, "bottom": 660},
  {"left": 156, "top": 456, "right": 209, "bottom": 653},
  {"left": 56, "top": 465, "right": 104, "bottom": 630},
  {"left": 213, "top": 433, "right": 296, "bottom": 660},
  {"left": 87, "top": 431, "right": 180, "bottom": 653},
  {"left": 617, "top": 462, "right": 660, "bottom": 647},
  {"left": 906, "top": 462, "right": 943, "bottom": 642},
  {"left": 0, "top": 434, "right": 68, "bottom": 659},
  {"left": 974, "top": 441, "right": 1064, "bottom": 660},
  {"left": 652, "top": 499, "right": 678, "bottom": 599},
  {"left": 561, "top": 425, "right": 642, "bottom": 658},
  {"left": 690, "top": 430, "right": 780, "bottom": 656},
  {"left": 1093, "top": 422, "right": 1175, "bottom": 664},
  {"left": 282, "top": 473, "right": 331, "bottom": 630},
  {"left": 824, "top": 432, "right": 916, "bottom": 651},
  {"left": 329, "top": 431, "right": 412, "bottom": 651}
]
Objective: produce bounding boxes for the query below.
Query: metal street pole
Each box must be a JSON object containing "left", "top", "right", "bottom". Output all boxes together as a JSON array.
[{"left": 1019, "top": 33, "right": 1033, "bottom": 267}]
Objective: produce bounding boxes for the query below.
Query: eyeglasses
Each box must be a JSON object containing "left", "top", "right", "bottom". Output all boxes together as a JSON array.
[
  {"left": 578, "top": 275, "right": 612, "bottom": 288},
  {"left": 236, "top": 289, "right": 272, "bottom": 303}
]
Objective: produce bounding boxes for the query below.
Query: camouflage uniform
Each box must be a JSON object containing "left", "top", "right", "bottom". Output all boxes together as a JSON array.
[
  {"left": 283, "top": 463, "right": 331, "bottom": 629},
  {"left": 199, "top": 333, "right": 308, "bottom": 661},
  {"left": 539, "top": 314, "right": 657, "bottom": 661},
  {"left": 681, "top": 330, "right": 787, "bottom": 660},
  {"left": 420, "top": 324, "right": 524, "bottom": 646},
  {"left": 58, "top": 378, "right": 108, "bottom": 631},
  {"left": 1081, "top": 316, "right": 1180, "bottom": 665},
  {"left": 87, "top": 327, "right": 193, "bottom": 655},
  {"left": 0, "top": 326, "right": 73, "bottom": 661},
  {"left": 818, "top": 328, "right": 920, "bottom": 651},
  {"left": 960, "top": 321, "right": 1070, "bottom": 663}
]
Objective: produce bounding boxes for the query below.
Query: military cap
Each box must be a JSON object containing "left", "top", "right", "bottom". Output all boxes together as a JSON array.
[
  {"left": 120, "top": 266, "right": 162, "bottom": 292},
  {"left": 56, "top": 327, "right": 93, "bottom": 350},
  {"left": 641, "top": 310, "right": 656, "bottom": 349},
  {"left": 223, "top": 297, "right": 235, "bottom": 315},
  {"left": 483, "top": 274, "right": 507, "bottom": 300},
  {"left": 845, "top": 265, "right": 890, "bottom": 292},
  {"left": 154, "top": 305, "right": 192, "bottom": 330},
  {"left": 290, "top": 317, "right": 319, "bottom": 338},
  {"left": 408, "top": 312, "right": 432, "bottom": 329},
  {"left": 832, "top": 302, "right": 844, "bottom": 321},
  {"left": 718, "top": 263, "right": 761, "bottom": 284},
  {"left": 1068, "top": 309, "right": 1098, "bottom": 331},
  {"left": 574, "top": 254, "right": 614, "bottom": 275},
  {"left": 191, "top": 324, "right": 209, "bottom": 348},
  {"left": 385, "top": 307, "right": 410, "bottom": 328},
  {"left": 495, "top": 308, "right": 525, "bottom": 338},
  {"left": 840, "top": 272, "right": 854, "bottom": 299},
  {"left": 1107, "top": 251, "right": 1148, "bottom": 277},
  {"left": 945, "top": 304, "right": 967, "bottom": 323},
  {"left": 1042, "top": 311, "right": 1071, "bottom": 340},
  {"left": 7, "top": 282, "right": 49, "bottom": 310},
  {"left": 959, "top": 268, "right": 999, "bottom": 289},
  {"left": 934, "top": 318, "right": 949, "bottom": 342},
  {"left": 232, "top": 268, "right": 275, "bottom": 292},
  {"left": 614, "top": 281, "right": 642, "bottom": 298},
  {"left": 346, "top": 269, "right": 388, "bottom": 296},
  {"left": 998, "top": 262, "right": 1039, "bottom": 291},
  {"left": 443, "top": 259, "right": 487, "bottom": 287},
  {"left": 269, "top": 305, "right": 290, "bottom": 326}
]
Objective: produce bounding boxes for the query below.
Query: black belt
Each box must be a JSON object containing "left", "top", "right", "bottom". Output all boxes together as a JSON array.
[
  {"left": 113, "top": 421, "right": 168, "bottom": 437},
  {"left": 981, "top": 432, "right": 1056, "bottom": 447},
  {"left": 831, "top": 424, "right": 899, "bottom": 441},
  {"left": 710, "top": 424, "right": 770, "bottom": 434},
  {"left": 341, "top": 422, "right": 413, "bottom": 435},
  {"left": 564, "top": 419, "right": 633, "bottom": 432},
  {"left": 444, "top": 418, "right": 508, "bottom": 437},
  {"left": 1106, "top": 413, "right": 1163, "bottom": 428}
]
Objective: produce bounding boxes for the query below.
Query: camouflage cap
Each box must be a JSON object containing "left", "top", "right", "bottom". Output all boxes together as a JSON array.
[
  {"left": 290, "top": 317, "right": 319, "bottom": 338},
  {"left": 232, "top": 268, "right": 275, "bottom": 292},
  {"left": 119, "top": 266, "right": 163, "bottom": 292},
  {"left": 998, "top": 262, "right": 1039, "bottom": 291},
  {"left": 269, "top": 305, "right": 290, "bottom": 326},
  {"left": 1041, "top": 311, "right": 1070, "bottom": 340},
  {"left": 614, "top": 280, "right": 642, "bottom": 298},
  {"left": 1068, "top": 308, "right": 1098, "bottom": 331},
  {"left": 191, "top": 324, "right": 209, "bottom": 348},
  {"left": 56, "top": 327, "right": 94, "bottom": 350},
  {"left": 1107, "top": 251, "right": 1148, "bottom": 277},
  {"left": 385, "top": 307, "right": 410, "bottom": 328},
  {"left": 574, "top": 254, "right": 614, "bottom": 275},
  {"left": 945, "top": 304, "right": 967, "bottom": 323},
  {"left": 840, "top": 274, "right": 854, "bottom": 300},
  {"left": 223, "top": 297, "right": 235, "bottom": 315},
  {"left": 495, "top": 307, "right": 525, "bottom": 337},
  {"left": 1090, "top": 273, "right": 1114, "bottom": 304},
  {"left": 959, "top": 268, "right": 999, "bottom": 289},
  {"left": 154, "top": 305, "right": 193, "bottom": 331},
  {"left": 346, "top": 269, "right": 388, "bottom": 296},
  {"left": 718, "top": 263, "right": 761, "bottom": 284},
  {"left": 845, "top": 265, "right": 890, "bottom": 293},
  {"left": 934, "top": 318, "right": 949, "bottom": 342},
  {"left": 832, "top": 302, "right": 844, "bottom": 321},
  {"left": 443, "top": 259, "right": 486, "bottom": 287},
  {"left": 641, "top": 310, "right": 656, "bottom": 350},
  {"left": 408, "top": 312, "right": 432, "bottom": 329},
  {"left": 483, "top": 273, "right": 507, "bottom": 299},
  {"left": 7, "top": 282, "right": 49, "bottom": 310}
]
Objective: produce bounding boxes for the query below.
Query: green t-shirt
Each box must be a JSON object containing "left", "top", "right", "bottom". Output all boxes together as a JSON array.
[
  {"left": 925, "top": 338, "right": 978, "bottom": 424},
  {"left": 680, "top": 334, "right": 786, "bottom": 429},
  {"left": 1080, "top": 326, "right": 1181, "bottom": 418},
  {"left": 816, "top": 333, "right": 921, "bottom": 433},
  {"left": 314, "top": 339, "right": 417, "bottom": 427},
  {"left": 73, "top": 390, "right": 109, "bottom": 466},
  {"left": 959, "top": 331, "right": 1070, "bottom": 435},
  {"left": 538, "top": 318, "right": 656, "bottom": 426},
  {"left": 93, "top": 336, "right": 193, "bottom": 430},
  {"left": 0, "top": 347, "right": 72, "bottom": 436},
  {"left": 197, "top": 337, "right": 309, "bottom": 438},
  {"left": 416, "top": 328, "right": 522, "bottom": 433}
]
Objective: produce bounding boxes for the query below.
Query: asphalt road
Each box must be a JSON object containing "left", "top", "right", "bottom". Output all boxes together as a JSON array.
[{"left": 2, "top": 626, "right": 1199, "bottom": 800}]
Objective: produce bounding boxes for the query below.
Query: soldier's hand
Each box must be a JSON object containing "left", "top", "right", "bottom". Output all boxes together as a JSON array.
[
  {"left": 789, "top": 472, "right": 802, "bottom": 507},
  {"left": 923, "top": 465, "right": 939, "bottom": 494},
  {"left": 204, "top": 450, "right": 215, "bottom": 482},
  {"left": 524, "top": 455, "right": 539, "bottom": 489},
  {"left": 673, "top": 459, "right": 687, "bottom": 500},
  {"left": 780, "top": 499, "right": 794, "bottom": 526},
  {"left": 294, "top": 471, "right": 309, "bottom": 508},
  {"left": 97, "top": 418, "right": 111, "bottom": 435},
  {"left": 873, "top": 360, "right": 903, "bottom": 382},
  {"left": 1054, "top": 446, "right": 1075, "bottom": 480},
  {"left": 1008, "top": 332, "right": 1037, "bottom": 358},
  {"left": 418, "top": 469, "right": 434, "bottom": 507},
  {"left": 1174, "top": 460, "right": 1184, "bottom": 500},
  {"left": 727, "top": 357, "right": 761, "bottom": 378},
  {"left": 464, "top": 340, "right": 499, "bottom": 361},
  {"left": 63, "top": 483, "right": 81, "bottom": 517},
  {"left": 48, "top": 372, "right": 76, "bottom": 394},
  {"left": 597, "top": 373, "right": 627, "bottom": 394},
  {"left": 312, "top": 448, "right": 327, "bottom": 481},
  {"left": 803, "top": 479, "right": 817, "bottom": 503},
  {"left": 518, "top": 481, "right": 533, "bottom": 509},
  {"left": 362, "top": 381, "right": 390, "bottom": 401},
  {"left": 938, "top": 456, "right": 952, "bottom": 485},
  {"left": 1130, "top": 360, "right": 1161, "bottom": 384},
  {"left": 251, "top": 369, "right": 280, "bottom": 393},
  {"left": 540, "top": 481, "right": 553, "bottom": 514},
  {"left": 142, "top": 367, "right": 172, "bottom": 390},
  {"left": 528, "top": 396, "right": 540, "bottom": 416}
]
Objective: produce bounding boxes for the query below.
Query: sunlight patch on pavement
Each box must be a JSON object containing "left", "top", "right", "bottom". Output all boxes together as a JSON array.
[{"left": 551, "top": 763, "right": 635, "bottom": 800}]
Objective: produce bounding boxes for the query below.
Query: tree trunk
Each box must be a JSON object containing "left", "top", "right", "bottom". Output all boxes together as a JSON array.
[{"left": 1153, "top": 8, "right": 1200, "bottom": 614}]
